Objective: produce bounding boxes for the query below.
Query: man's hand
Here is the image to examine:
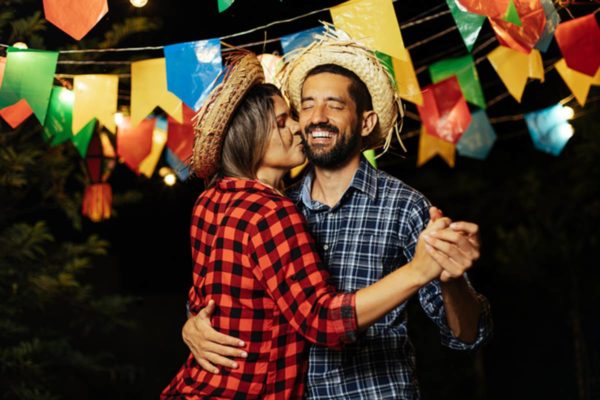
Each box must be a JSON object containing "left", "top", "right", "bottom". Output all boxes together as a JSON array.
[
  {"left": 182, "top": 300, "right": 248, "bottom": 374},
  {"left": 424, "top": 208, "right": 480, "bottom": 282}
]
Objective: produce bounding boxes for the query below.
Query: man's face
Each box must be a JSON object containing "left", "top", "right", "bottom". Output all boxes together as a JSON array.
[{"left": 299, "top": 72, "right": 362, "bottom": 169}]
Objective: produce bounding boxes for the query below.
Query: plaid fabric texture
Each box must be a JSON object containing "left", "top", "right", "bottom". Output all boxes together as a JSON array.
[
  {"left": 161, "top": 177, "right": 357, "bottom": 400},
  {"left": 287, "top": 158, "right": 492, "bottom": 399}
]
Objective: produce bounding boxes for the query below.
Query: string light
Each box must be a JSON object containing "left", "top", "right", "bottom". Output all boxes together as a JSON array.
[
  {"left": 560, "top": 106, "right": 575, "bottom": 120},
  {"left": 163, "top": 173, "right": 176, "bottom": 186},
  {"left": 114, "top": 112, "right": 124, "bottom": 126},
  {"left": 12, "top": 42, "right": 28, "bottom": 49},
  {"left": 130, "top": 0, "right": 148, "bottom": 7}
]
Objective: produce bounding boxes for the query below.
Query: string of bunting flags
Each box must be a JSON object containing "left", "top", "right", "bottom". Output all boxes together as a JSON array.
[{"left": 1, "top": 0, "right": 599, "bottom": 222}]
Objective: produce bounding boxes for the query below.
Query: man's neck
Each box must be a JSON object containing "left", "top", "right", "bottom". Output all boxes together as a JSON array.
[{"left": 311, "top": 154, "right": 361, "bottom": 207}]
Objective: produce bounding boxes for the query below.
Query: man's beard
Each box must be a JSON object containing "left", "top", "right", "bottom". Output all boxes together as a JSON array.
[{"left": 302, "top": 122, "right": 361, "bottom": 169}]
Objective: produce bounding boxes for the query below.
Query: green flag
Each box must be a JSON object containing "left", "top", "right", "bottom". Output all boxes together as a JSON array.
[
  {"left": 72, "top": 119, "right": 97, "bottom": 158},
  {"left": 0, "top": 47, "right": 58, "bottom": 123},
  {"left": 429, "top": 55, "right": 486, "bottom": 109},
  {"left": 446, "top": 0, "right": 485, "bottom": 52},
  {"left": 363, "top": 149, "right": 378, "bottom": 169},
  {"left": 375, "top": 51, "right": 397, "bottom": 89},
  {"left": 218, "top": 0, "right": 234, "bottom": 12}
]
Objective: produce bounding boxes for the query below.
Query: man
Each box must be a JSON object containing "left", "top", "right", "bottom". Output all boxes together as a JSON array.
[{"left": 182, "top": 34, "right": 492, "bottom": 399}]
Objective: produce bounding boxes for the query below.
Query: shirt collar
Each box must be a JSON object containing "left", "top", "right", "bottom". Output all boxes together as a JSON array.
[
  {"left": 217, "top": 177, "right": 281, "bottom": 197},
  {"left": 298, "top": 157, "right": 378, "bottom": 209}
]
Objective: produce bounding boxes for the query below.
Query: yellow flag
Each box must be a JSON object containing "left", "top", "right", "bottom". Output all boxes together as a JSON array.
[
  {"left": 487, "top": 46, "right": 529, "bottom": 102},
  {"left": 73, "top": 75, "right": 118, "bottom": 133},
  {"left": 592, "top": 67, "right": 600, "bottom": 86},
  {"left": 330, "top": 0, "right": 407, "bottom": 61},
  {"left": 554, "top": 59, "right": 593, "bottom": 106},
  {"left": 290, "top": 159, "right": 309, "bottom": 179},
  {"left": 131, "top": 58, "right": 183, "bottom": 127},
  {"left": 417, "top": 126, "right": 455, "bottom": 168},
  {"left": 392, "top": 49, "right": 423, "bottom": 105},
  {"left": 528, "top": 49, "right": 544, "bottom": 83},
  {"left": 138, "top": 120, "right": 168, "bottom": 177}
]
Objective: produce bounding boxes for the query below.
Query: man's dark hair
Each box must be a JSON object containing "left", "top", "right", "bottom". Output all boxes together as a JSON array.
[{"left": 305, "top": 64, "right": 373, "bottom": 115}]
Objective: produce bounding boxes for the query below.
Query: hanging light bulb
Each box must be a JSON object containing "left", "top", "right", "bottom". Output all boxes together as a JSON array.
[
  {"left": 164, "top": 173, "right": 177, "bottom": 186},
  {"left": 557, "top": 123, "right": 574, "bottom": 141},
  {"left": 12, "top": 42, "right": 28, "bottom": 49},
  {"left": 130, "top": 0, "right": 148, "bottom": 7},
  {"left": 114, "top": 112, "right": 124, "bottom": 126},
  {"left": 559, "top": 106, "right": 575, "bottom": 120}
]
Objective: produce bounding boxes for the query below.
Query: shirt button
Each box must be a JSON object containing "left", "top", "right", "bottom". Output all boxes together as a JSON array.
[{"left": 323, "top": 244, "right": 330, "bottom": 250}]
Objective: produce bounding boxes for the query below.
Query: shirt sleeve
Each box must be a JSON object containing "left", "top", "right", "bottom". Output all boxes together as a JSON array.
[
  {"left": 247, "top": 200, "right": 357, "bottom": 349},
  {"left": 418, "top": 278, "right": 493, "bottom": 350}
]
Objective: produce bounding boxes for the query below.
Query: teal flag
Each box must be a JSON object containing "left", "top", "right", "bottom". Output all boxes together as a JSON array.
[
  {"left": 218, "top": 0, "right": 234, "bottom": 12},
  {"left": 446, "top": 0, "right": 485, "bottom": 52}
]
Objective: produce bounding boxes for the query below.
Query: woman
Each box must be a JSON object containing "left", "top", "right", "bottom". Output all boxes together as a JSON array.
[{"left": 161, "top": 53, "right": 447, "bottom": 399}]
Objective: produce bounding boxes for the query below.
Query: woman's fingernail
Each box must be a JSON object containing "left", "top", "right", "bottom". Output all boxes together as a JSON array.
[
  {"left": 238, "top": 341, "right": 245, "bottom": 347},
  {"left": 240, "top": 351, "right": 248, "bottom": 358},
  {"left": 232, "top": 362, "right": 238, "bottom": 369}
]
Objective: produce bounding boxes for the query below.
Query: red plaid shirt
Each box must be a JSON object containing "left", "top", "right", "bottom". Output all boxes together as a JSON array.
[{"left": 161, "top": 178, "right": 357, "bottom": 400}]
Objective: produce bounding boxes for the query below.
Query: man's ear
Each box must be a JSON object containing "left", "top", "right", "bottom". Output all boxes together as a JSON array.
[{"left": 360, "top": 110, "right": 378, "bottom": 138}]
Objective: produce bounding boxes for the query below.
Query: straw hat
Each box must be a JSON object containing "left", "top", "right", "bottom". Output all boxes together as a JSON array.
[
  {"left": 192, "top": 53, "right": 265, "bottom": 179},
  {"left": 280, "top": 28, "right": 404, "bottom": 151}
]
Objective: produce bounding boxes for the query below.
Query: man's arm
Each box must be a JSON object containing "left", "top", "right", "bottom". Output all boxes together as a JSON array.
[{"left": 423, "top": 220, "right": 484, "bottom": 343}]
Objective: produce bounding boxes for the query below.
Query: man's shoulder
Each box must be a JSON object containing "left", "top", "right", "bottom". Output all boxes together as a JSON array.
[{"left": 374, "top": 169, "right": 430, "bottom": 207}]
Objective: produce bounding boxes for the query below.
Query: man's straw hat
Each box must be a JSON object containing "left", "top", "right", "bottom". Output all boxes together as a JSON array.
[
  {"left": 192, "top": 53, "right": 265, "bottom": 179},
  {"left": 280, "top": 28, "right": 404, "bottom": 151}
]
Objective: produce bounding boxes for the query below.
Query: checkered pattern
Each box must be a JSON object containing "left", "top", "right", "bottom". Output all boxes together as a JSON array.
[
  {"left": 161, "top": 177, "right": 357, "bottom": 400},
  {"left": 288, "top": 158, "right": 492, "bottom": 399}
]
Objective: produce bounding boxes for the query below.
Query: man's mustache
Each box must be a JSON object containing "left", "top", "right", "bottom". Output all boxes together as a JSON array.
[{"left": 304, "top": 122, "right": 340, "bottom": 135}]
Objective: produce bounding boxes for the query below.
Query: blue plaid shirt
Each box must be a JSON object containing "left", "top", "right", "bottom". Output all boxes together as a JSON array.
[{"left": 287, "top": 158, "right": 492, "bottom": 399}]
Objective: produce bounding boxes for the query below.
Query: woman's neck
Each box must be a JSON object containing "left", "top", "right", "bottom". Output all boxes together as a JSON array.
[{"left": 256, "top": 167, "right": 286, "bottom": 193}]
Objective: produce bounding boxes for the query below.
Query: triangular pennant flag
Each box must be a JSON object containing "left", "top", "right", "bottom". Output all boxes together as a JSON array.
[
  {"left": 489, "top": 0, "right": 546, "bottom": 54},
  {"left": 535, "top": 0, "right": 560, "bottom": 52},
  {"left": 218, "top": 0, "right": 234, "bottom": 13},
  {"left": 43, "top": 0, "right": 108, "bottom": 40},
  {"left": 290, "top": 159, "right": 309, "bottom": 179},
  {"left": 417, "top": 76, "right": 471, "bottom": 144},
  {"left": 72, "top": 119, "right": 97, "bottom": 158},
  {"left": 165, "top": 148, "right": 191, "bottom": 181},
  {"left": 528, "top": 49, "right": 544, "bottom": 82},
  {"left": 456, "top": 0, "right": 510, "bottom": 19},
  {"left": 73, "top": 75, "right": 118, "bottom": 133},
  {"left": 330, "top": 0, "right": 407, "bottom": 61},
  {"left": 43, "top": 86, "right": 74, "bottom": 145},
  {"left": 117, "top": 116, "right": 155, "bottom": 174},
  {"left": 445, "top": 0, "right": 485, "bottom": 52},
  {"left": 593, "top": 68, "right": 600, "bottom": 86},
  {"left": 554, "top": 14, "right": 600, "bottom": 77},
  {"left": 524, "top": 104, "right": 573, "bottom": 156},
  {"left": 363, "top": 149, "right": 377, "bottom": 169},
  {"left": 487, "top": 45, "right": 543, "bottom": 102},
  {"left": 164, "top": 39, "right": 222, "bottom": 111},
  {"left": 391, "top": 48, "right": 423, "bottom": 106},
  {"left": 456, "top": 109, "right": 496, "bottom": 159},
  {"left": 503, "top": 0, "right": 522, "bottom": 26},
  {"left": 167, "top": 104, "right": 195, "bottom": 162},
  {"left": 0, "top": 100, "right": 34, "bottom": 129},
  {"left": 429, "top": 55, "right": 486, "bottom": 109},
  {"left": 418, "top": 125, "right": 456, "bottom": 167},
  {"left": 0, "top": 48, "right": 58, "bottom": 124},
  {"left": 257, "top": 54, "right": 284, "bottom": 86},
  {"left": 131, "top": 58, "right": 183, "bottom": 126},
  {"left": 138, "top": 117, "right": 168, "bottom": 177},
  {"left": 554, "top": 58, "right": 594, "bottom": 106},
  {"left": 280, "top": 26, "right": 326, "bottom": 55}
]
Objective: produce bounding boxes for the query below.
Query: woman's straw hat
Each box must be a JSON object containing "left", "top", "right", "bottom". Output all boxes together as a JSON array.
[
  {"left": 280, "top": 28, "right": 404, "bottom": 152},
  {"left": 192, "top": 53, "right": 265, "bottom": 179}
]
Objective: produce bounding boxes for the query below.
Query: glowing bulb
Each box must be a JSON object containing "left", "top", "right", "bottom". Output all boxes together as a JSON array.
[
  {"left": 12, "top": 42, "right": 28, "bottom": 49},
  {"left": 164, "top": 173, "right": 176, "bottom": 186},
  {"left": 114, "top": 112, "right": 124, "bottom": 126},
  {"left": 158, "top": 167, "right": 171, "bottom": 177},
  {"left": 557, "top": 123, "right": 574, "bottom": 141},
  {"left": 560, "top": 106, "right": 575, "bottom": 120},
  {"left": 130, "top": 0, "right": 148, "bottom": 7}
]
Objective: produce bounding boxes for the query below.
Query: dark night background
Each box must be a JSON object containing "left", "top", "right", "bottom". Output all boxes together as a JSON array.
[{"left": 2, "top": 0, "right": 599, "bottom": 399}]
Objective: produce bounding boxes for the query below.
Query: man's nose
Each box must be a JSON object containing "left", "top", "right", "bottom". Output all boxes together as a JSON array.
[{"left": 309, "top": 103, "right": 328, "bottom": 124}]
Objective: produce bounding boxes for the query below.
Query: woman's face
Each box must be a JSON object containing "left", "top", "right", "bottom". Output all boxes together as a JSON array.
[{"left": 261, "top": 95, "right": 305, "bottom": 171}]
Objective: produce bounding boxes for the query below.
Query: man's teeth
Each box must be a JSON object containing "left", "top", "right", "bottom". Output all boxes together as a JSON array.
[{"left": 311, "top": 130, "right": 334, "bottom": 138}]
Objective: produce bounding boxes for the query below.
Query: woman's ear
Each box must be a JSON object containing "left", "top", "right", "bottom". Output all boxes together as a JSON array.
[{"left": 360, "top": 110, "right": 378, "bottom": 138}]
